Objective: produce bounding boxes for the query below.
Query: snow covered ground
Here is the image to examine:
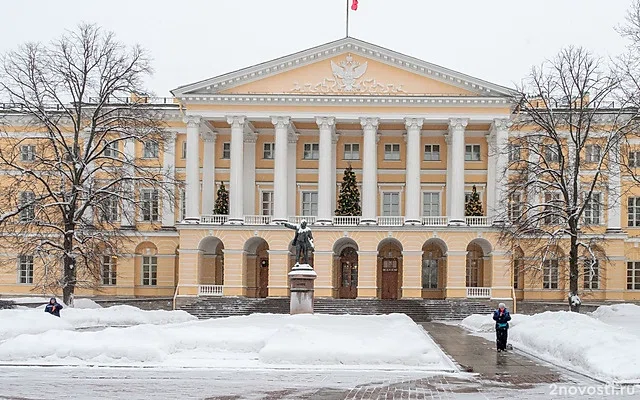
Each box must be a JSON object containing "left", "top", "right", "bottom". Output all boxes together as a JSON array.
[
  {"left": 0, "top": 305, "right": 455, "bottom": 371},
  {"left": 461, "top": 304, "right": 640, "bottom": 384}
]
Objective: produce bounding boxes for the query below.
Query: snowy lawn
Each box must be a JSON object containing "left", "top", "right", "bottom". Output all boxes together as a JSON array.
[
  {"left": 0, "top": 310, "right": 455, "bottom": 370},
  {"left": 461, "top": 304, "right": 640, "bottom": 383}
]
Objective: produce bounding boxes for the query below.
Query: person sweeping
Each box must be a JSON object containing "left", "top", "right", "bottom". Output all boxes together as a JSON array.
[{"left": 493, "top": 302, "right": 511, "bottom": 352}]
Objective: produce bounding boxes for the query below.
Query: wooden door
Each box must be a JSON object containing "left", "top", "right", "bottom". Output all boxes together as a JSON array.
[
  {"left": 381, "top": 258, "right": 398, "bottom": 300},
  {"left": 258, "top": 258, "right": 269, "bottom": 298},
  {"left": 339, "top": 261, "right": 358, "bottom": 299}
]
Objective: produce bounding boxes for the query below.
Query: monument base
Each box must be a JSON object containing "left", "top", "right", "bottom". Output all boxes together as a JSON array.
[{"left": 288, "top": 263, "right": 317, "bottom": 315}]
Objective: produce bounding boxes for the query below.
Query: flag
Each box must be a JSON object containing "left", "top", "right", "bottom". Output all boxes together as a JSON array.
[{"left": 351, "top": 0, "right": 358, "bottom": 11}]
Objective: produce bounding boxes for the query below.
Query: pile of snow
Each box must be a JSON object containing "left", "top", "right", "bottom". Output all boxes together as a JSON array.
[
  {"left": 461, "top": 309, "right": 640, "bottom": 382},
  {"left": 2, "top": 297, "right": 101, "bottom": 309},
  {"left": 590, "top": 304, "right": 640, "bottom": 334},
  {"left": 0, "top": 310, "right": 74, "bottom": 340},
  {"left": 0, "top": 313, "right": 455, "bottom": 370},
  {"left": 72, "top": 299, "right": 102, "bottom": 309},
  {"left": 459, "top": 313, "right": 530, "bottom": 333}
]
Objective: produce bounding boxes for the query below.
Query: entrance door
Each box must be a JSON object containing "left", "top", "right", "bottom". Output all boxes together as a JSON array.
[
  {"left": 381, "top": 258, "right": 398, "bottom": 300},
  {"left": 258, "top": 258, "right": 269, "bottom": 298},
  {"left": 338, "top": 247, "right": 358, "bottom": 299}
]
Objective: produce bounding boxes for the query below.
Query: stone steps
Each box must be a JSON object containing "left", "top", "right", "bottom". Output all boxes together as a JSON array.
[{"left": 178, "top": 297, "right": 493, "bottom": 322}]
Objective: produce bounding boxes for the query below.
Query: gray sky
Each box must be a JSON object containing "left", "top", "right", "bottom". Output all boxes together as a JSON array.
[{"left": 0, "top": 0, "right": 634, "bottom": 96}]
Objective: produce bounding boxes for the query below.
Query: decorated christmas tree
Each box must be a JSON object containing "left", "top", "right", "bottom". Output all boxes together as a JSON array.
[
  {"left": 465, "top": 185, "right": 483, "bottom": 217},
  {"left": 335, "top": 165, "right": 361, "bottom": 216},
  {"left": 213, "top": 182, "right": 229, "bottom": 215}
]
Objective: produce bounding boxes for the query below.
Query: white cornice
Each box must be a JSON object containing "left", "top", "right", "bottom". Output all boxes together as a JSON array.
[{"left": 172, "top": 37, "right": 517, "bottom": 98}]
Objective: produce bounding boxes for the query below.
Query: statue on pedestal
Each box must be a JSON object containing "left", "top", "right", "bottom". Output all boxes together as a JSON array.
[{"left": 278, "top": 220, "right": 314, "bottom": 266}]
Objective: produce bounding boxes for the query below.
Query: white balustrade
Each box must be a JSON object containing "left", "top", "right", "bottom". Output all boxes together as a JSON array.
[
  {"left": 200, "top": 215, "right": 228, "bottom": 224},
  {"left": 466, "top": 287, "right": 492, "bottom": 299},
  {"left": 377, "top": 216, "right": 405, "bottom": 226},
  {"left": 244, "top": 215, "right": 272, "bottom": 225},
  {"left": 288, "top": 216, "right": 317, "bottom": 225},
  {"left": 466, "top": 216, "right": 491, "bottom": 226},
  {"left": 422, "top": 216, "right": 448, "bottom": 226},
  {"left": 198, "top": 285, "right": 224, "bottom": 296},
  {"left": 333, "top": 216, "right": 361, "bottom": 226}
]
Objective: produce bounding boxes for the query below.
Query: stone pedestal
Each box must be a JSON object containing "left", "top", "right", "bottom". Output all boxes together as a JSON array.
[{"left": 288, "top": 263, "right": 317, "bottom": 315}]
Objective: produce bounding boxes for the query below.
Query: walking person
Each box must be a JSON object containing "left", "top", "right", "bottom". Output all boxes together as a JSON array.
[
  {"left": 44, "top": 297, "right": 63, "bottom": 317},
  {"left": 493, "top": 302, "right": 511, "bottom": 352}
]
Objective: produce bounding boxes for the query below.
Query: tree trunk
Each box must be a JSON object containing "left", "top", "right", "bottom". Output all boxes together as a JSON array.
[
  {"left": 568, "top": 231, "right": 580, "bottom": 313},
  {"left": 62, "top": 229, "right": 76, "bottom": 306}
]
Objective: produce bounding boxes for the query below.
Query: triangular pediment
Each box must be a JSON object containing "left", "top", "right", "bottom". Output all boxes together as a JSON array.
[{"left": 172, "top": 37, "right": 515, "bottom": 98}]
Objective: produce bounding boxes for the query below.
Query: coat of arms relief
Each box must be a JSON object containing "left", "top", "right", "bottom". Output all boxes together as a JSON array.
[{"left": 290, "top": 54, "right": 406, "bottom": 94}]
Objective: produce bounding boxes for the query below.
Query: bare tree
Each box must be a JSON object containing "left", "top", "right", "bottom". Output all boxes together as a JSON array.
[
  {"left": 500, "top": 47, "right": 638, "bottom": 312},
  {"left": 0, "top": 24, "right": 175, "bottom": 305}
]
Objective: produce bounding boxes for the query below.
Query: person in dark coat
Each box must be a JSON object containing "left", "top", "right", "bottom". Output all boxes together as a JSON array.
[
  {"left": 44, "top": 297, "right": 63, "bottom": 317},
  {"left": 493, "top": 302, "right": 511, "bottom": 352}
]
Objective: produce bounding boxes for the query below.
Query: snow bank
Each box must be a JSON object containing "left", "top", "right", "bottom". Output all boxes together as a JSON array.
[
  {"left": 0, "top": 313, "right": 454, "bottom": 370},
  {"left": 461, "top": 311, "right": 640, "bottom": 382},
  {"left": 0, "top": 310, "right": 73, "bottom": 341},
  {"left": 3, "top": 297, "right": 100, "bottom": 308},
  {"left": 459, "top": 313, "right": 530, "bottom": 333},
  {"left": 590, "top": 304, "right": 640, "bottom": 335},
  {"left": 58, "top": 305, "right": 196, "bottom": 328}
]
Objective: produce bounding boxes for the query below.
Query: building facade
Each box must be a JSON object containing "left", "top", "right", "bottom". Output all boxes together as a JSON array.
[{"left": 2, "top": 38, "right": 640, "bottom": 303}]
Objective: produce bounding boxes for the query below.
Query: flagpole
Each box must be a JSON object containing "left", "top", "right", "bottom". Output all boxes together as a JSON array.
[{"left": 346, "top": 0, "right": 349, "bottom": 37}]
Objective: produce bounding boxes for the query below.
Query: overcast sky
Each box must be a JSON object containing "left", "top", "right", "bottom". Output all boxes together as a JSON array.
[{"left": 0, "top": 0, "right": 634, "bottom": 96}]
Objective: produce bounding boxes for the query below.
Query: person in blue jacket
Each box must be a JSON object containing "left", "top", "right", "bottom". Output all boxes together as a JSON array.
[
  {"left": 44, "top": 297, "right": 63, "bottom": 317},
  {"left": 493, "top": 302, "right": 511, "bottom": 352}
]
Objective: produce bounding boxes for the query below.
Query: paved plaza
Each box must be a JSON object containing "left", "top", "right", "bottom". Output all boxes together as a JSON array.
[{"left": 1, "top": 322, "right": 637, "bottom": 400}]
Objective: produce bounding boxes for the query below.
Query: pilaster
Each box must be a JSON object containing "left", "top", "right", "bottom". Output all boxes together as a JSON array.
[
  {"left": 357, "top": 250, "right": 378, "bottom": 297},
  {"left": 445, "top": 250, "right": 467, "bottom": 298},
  {"left": 312, "top": 250, "right": 334, "bottom": 297},
  {"left": 401, "top": 250, "right": 423, "bottom": 298},
  {"left": 222, "top": 249, "right": 246, "bottom": 296},
  {"left": 268, "top": 249, "right": 290, "bottom": 296}
]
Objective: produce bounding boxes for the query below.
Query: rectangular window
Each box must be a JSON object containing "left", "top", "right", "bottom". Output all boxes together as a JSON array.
[
  {"left": 222, "top": 142, "right": 231, "bottom": 159},
  {"left": 181, "top": 141, "right": 187, "bottom": 159},
  {"left": 465, "top": 144, "right": 481, "bottom": 161},
  {"left": 509, "top": 193, "right": 523, "bottom": 222},
  {"left": 382, "top": 192, "right": 400, "bottom": 216},
  {"left": 423, "top": 144, "right": 441, "bottom": 161},
  {"left": 142, "top": 256, "right": 157, "bottom": 286},
  {"left": 585, "top": 144, "right": 601, "bottom": 163},
  {"left": 343, "top": 143, "right": 360, "bottom": 160},
  {"left": 384, "top": 144, "right": 401, "bottom": 160},
  {"left": 143, "top": 141, "right": 159, "bottom": 159},
  {"left": 263, "top": 143, "right": 275, "bottom": 160},
  {"left": 102, "top": 255, "right": 117, "bottom": 285},
  {"left": 301, "top": 191, "right": 318, "bottom": 216},
  {"left": 19, "top": 191, "right": 35, "bottom": 222},
  {"left": 141, "top": 188, "right": 159, "bottom": 222},
  {"left": 628, "top": 261, "right": 640, "bottom": 290},
  {"left": 422, "top": 192, "right": 440, "bottom": 217},
  {"left": 261, "top": 191, "right": 274, "bottom": 216},
  {"left": 544, "top": 192, "right": 561, "bottom": 225},
  {"left": 513, "top": 258, "right": 522, "bottom": 289},
  {"left": 100, "top": 195, "right": 119, "bottom": 222},
  {"left": 303, "top": 143, "right": 319, "bottom": 160},
  {"left": 543, "top": 259, "right": 559, "bottom": 289},
  {"left": 628, "top": 197, "right": 640, "bottom": 227},
  {"left": 584, "top": 193, "right": 601, "bottom": 225},
  {"left": 629, "top": 151, "right": 640, "bottom": 167},
  {"left": 18, "top": 255, "right": 33, "bottom": 284},
  {"left": 583, "top": 259, "right": 599, "bottom": 290},
  {"left": 20, "top": 145, "right": 35, "bottom": 162},
  {"left": 544, "top": 145, "right": 560, "bottom": 162},
  {"left": 104, "top": 141, "right": 118, "bottom": 158},
  {"left": 508, "top": 144, "right": 521, "bottom": 162}
]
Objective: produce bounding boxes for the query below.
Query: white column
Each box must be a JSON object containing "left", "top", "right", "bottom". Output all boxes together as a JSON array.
[
  {"left": 360, "top": 117, "right": 379, "bottom": 224},
  {"left": 331, "top": 132, "right": 339, "bottom": 216},
  {"left": 445, "top": 135, "right": 452, "bottom": 219},
  {"left": 161, "top": 132, "right": 177, "bottom": 227},
  {"left": 121, "top": 137, "right": 136, "bottom": 228},
  {"left": 272, "top": 116, "right": 291, "bottom": 223},
  {"left": 404, "top": 118, "right": 423, "bottom": 225},
  {"left": 243, "top": 131, "right": 257, "bottom": 215},
  {"left": 288, "top": 133, "right": 298, "bottom": 217},
  {"left": 184, "top": 115, "right": 202, "bottom": 222},
  {"left": 316, "top": 117, "right": 335, "bottom": 225},
  {"left": 485, "top": 132, "right": 496, "bottom": 220},
  {"left": 226, "top": 115, "right": 246, "bottom": 224},
  {"left": 448, "top": 118, "right": 468, "bottom": 225},
  {"left": 607, "top": 138, "right": 623, "bottom": 232},
  {"left": 491, "top": 119, "right": 511, "bottom": 224},
  {"left": 200, "top": 130, "right": 216, "bottom": 215}
]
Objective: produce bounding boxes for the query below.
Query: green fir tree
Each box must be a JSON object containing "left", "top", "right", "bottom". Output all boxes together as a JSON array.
[
  {"left": 335, "top": 165, "right": 361, "bottom": 216},
  {"left": 213, "top": 182, "right": 229, "bottom": 215},
  {"left": 465, "top": 185, "right": 483, "bottom": 217}
]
